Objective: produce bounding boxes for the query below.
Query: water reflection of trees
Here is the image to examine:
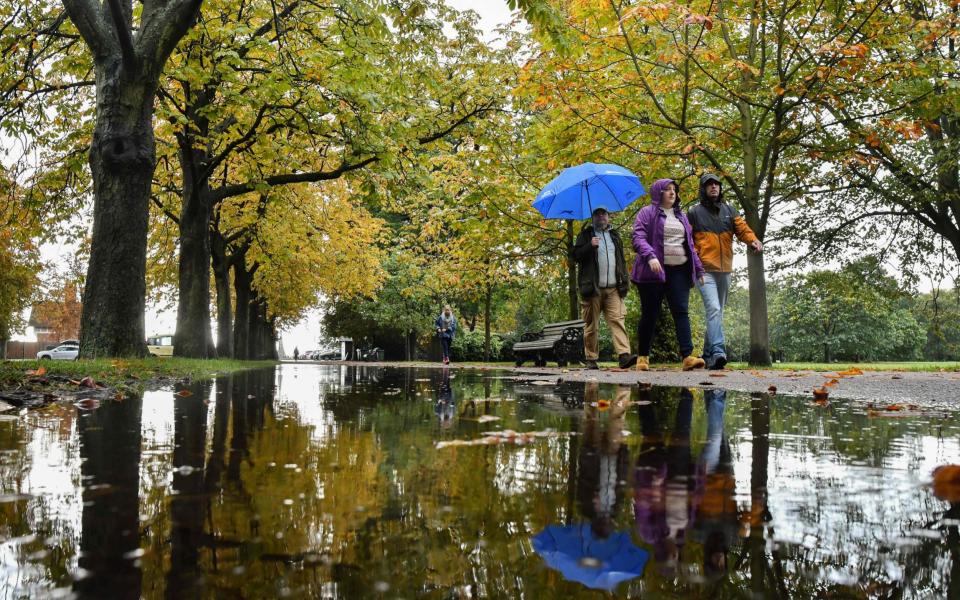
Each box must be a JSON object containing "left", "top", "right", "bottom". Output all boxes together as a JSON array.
[
  {"left": 6, "top": 366, "right": 960, "bottom": 597},
  {"left": 74, "top": 394, "right": 144, "bottom": 599}
]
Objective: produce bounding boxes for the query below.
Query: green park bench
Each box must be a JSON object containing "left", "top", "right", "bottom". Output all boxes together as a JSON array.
[{"left": 513, "top": 319, "right": 586, "bottom": 367}]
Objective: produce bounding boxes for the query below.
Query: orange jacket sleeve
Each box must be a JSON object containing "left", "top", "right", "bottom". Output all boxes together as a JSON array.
[{"left": 733, "top": 215, "right": 758, "bottom": 244}]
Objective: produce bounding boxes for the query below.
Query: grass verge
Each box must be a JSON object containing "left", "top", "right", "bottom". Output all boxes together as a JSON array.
[{"left": 1, "top": 357, "right": 277, "bottom": 394}]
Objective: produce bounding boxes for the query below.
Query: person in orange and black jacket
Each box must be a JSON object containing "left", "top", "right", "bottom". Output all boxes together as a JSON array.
[{"left": 687, "top": 174, "right": 762, "bottom": 370}]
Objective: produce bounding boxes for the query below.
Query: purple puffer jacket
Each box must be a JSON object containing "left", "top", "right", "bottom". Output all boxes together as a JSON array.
[{"left": 631, "top": 178, "right": 705, "bottom": 285}]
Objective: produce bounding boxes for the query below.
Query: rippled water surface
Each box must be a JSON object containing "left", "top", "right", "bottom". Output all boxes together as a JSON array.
[{"left": 1, "top": 364, "right": 958, "bottom": 598}]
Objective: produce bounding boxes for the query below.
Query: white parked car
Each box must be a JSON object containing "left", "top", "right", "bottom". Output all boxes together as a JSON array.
[{"left": 37, "top": 344, "right": 80, "bottom": 360}]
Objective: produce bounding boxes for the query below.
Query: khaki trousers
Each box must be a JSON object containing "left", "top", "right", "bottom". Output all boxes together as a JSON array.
[{"left": 581, "top": 287, "right": 631, "bottom": 360}]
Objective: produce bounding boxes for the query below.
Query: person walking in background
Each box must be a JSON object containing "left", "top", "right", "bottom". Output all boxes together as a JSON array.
[
  {"left": 435, "top": 305, "right": 457, "bottom": 365},
  {"left": 687, "top": 174, "right": 762, "bottom": 370},
  {"left": 631, "top": 179, "right": 706, "bottom": 371},
  {"left": 293, "top": 346, "right": 299, "bottom": 361},
  {"left": 573, "top": 206, "right": 638, "bottom": 370}
]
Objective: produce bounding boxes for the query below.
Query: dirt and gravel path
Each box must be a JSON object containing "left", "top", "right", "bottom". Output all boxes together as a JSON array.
[{"left": 308, "top": 360, "right": 960, "bottom": 408}]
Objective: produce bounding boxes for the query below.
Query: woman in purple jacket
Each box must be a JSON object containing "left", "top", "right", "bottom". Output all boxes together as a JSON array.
[{"left": 631, "top": 179, "right": 706, "bottom": 371}]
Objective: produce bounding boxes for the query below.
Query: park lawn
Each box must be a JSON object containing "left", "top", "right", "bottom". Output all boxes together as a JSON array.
[{"left": 0, "top": 357, "right": 277, "bottom": 392}]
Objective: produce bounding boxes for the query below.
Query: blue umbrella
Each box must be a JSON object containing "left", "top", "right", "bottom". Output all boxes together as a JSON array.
[
  {"left": 532, "top": 523, "right": 649, "bottom": 591},
  {"left": 533, "top": 163, "right": 645, "bottom": 220}
]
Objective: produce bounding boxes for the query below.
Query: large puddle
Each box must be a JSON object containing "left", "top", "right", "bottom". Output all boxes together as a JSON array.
[{"left": 1, "top": 365, "right": 958, "bottom": 598}]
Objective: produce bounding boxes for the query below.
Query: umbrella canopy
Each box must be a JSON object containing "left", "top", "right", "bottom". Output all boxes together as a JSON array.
[
  {"left": 532, "top": 523, "right": 649, "bottom": 591},
  {"left": 533, "top": 163, "right": 645, "bottom": 220}
]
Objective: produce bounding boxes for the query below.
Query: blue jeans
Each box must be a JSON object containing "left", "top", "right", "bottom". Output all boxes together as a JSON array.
[
  {"left": 440, "top": 337, "right": 452, "bottom": 360},
  {"left": 697, "top": 272, "right": 731, "bottom": 363},
  {"left": 635, "top": 264, "right": 694, "bottom": 358}
]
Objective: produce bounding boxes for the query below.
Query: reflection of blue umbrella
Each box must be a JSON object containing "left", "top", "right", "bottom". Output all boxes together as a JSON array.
[
  {"left": 532, "top": 523, "right": 649, "bottom": 591},
  {"left": 533, "top": 163, "right": 645, "bottom": 220}
]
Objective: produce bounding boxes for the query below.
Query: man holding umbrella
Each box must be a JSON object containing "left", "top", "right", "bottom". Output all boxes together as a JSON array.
[
  {"left": 534, "top": 163, "right": 644, "bottom": 370},
  {"left": 573, "top": 207, "right": 638, "bottom": 369}
]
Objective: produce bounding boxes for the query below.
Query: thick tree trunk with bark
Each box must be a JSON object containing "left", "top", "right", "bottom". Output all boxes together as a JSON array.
[
  {"left": 174, "top": 179, "right": 215, "bottom": 358},
  {"left": 232, "top": 261, "right": 252, "bottom": 360},
  {"left": 64, "top": 0, "right": 204, "bottom": 358},
  {"left": 174, "top": 132, "right": 216, "bottom": 357},
  {"left": 79, "top": 64, "right": 154, "bottom": 357},
  {"left": 211, "top": 231, "right": 233, "bottom": 358}
]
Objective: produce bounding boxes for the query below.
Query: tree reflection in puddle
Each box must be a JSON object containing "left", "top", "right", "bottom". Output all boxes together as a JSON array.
[{"left": 0, "top": 364, "right": 958, "bottom": 597}]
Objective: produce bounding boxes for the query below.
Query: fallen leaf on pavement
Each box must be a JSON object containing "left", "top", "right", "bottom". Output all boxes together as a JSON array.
[
  {"left": 708, "top": 373, "right": 726, "bottom": 378},
  {"left": 824, "top": 378, "right": 840, "bottom": 387},
  {"left": 768, "top": 385, "right": 777, "bottom": 393},
  {"left": 812, "top": 387, "right": 829, "bottom": 403},
  {"left": 836, "top": 367, "right": 864, "bottom": 377}
]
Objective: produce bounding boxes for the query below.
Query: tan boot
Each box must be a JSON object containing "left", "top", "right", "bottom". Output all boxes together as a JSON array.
[
  {"left": 636, "top": 356, "right": 649, "bottom": 371},
  {"left": 681, "top": 356, "right": 706, "bottom": 371}
]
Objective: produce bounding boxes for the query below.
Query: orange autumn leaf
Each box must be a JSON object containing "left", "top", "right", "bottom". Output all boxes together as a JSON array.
[
  {"left": 767, "top": 385, "right": 777, "bottom": 393},
  {"left": 26, "top": 366, "right": 47, "bottom": 377},
  {"left": 175, "top": 389, "right": 194, "bottom": 397},
  {"left": 812, "top": 387, "right": 829, "bottom": 402},
  {"left": 885, "top": 404, "right": 905, "bottom": 411},
  {"left": 824, "top": 378, "right": 840, "bottom": 387},
  {"left": 836, "top": 367, "right": 864, "bottom": 377},
  {"left": 933, "top": 465, "right": 960, "bottom": 503}
]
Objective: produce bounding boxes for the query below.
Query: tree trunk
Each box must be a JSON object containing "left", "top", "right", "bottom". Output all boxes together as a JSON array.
[
  {"left": 174, "top": 177, "right": 215, "bottom": 358},
  {"left": 232, "top": 261, "right": 252, "bottom": 360},
  {"left": 484, "top": 283, "right": 492, "bottom": 361},
  {"left": 211, "top": 231, "right": 233, "bottom": 358},
  {"left": 747, "top": 250, "right": 771, "bottom": 365},
  {"left": 246, "top": 295, "right": 262, "bottom": 360},
  {"left": 566, "top": 219, "right": 579, "bottom": 320},
  {"left": 79, "top": 63, "right": 155, "bottom": 358}
]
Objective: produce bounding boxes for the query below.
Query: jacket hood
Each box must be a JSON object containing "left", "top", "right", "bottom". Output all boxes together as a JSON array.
[
  {"left": 649, "top": 178, "right": 678, "bottom": 208},
  {"left": 699, "top": 173, "right": 723, "bottom": 206}
]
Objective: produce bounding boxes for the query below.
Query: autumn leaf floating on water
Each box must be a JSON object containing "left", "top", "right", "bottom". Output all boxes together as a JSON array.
[
  {"left": 812, "top": 387, "right": 829, "bottom": 404},
  {"left": 175, "top": 389, "right": 193, "bottom": 397},
  {"left": 932, "top": 465, "right": 960, "bottom": 503},
  {"left": 767, "top": 385, "right": 777, "bottom": 394},
  {"left": 436, "top": 429, "right": 572, "bottom": 449}
]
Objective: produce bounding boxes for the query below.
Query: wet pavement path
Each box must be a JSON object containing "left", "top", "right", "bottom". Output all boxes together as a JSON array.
[
  {"left": 316, "top": 360, "right": 960, "bottom": 407},
  {"left": 1, "top": 364, "right": 959, "bottom": 598}
]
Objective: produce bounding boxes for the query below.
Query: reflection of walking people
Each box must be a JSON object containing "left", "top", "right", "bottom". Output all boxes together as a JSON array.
[
  {"left": 435, "top": 366, "right": 455, "bottom": 427},
  {"left": 687, "top": 174, "right": 762, "bottom": 369},
  {"left": 631, "top": 179, "right": 706, "bottom": 371},
  {"left": 578, "top": 384, "right": 631, "bottom": 538},
  {"left": 573, "top": 207, "right": 638, "bottom": 370},
  {"left": 435, "top": 305, "right": 457, "bottom": 365},
  {"left": 633, "top": 387, "right": 695, "bottom": 577},
  {"left": 692, "top": 389, "right": 738, "bottom": 580}
]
